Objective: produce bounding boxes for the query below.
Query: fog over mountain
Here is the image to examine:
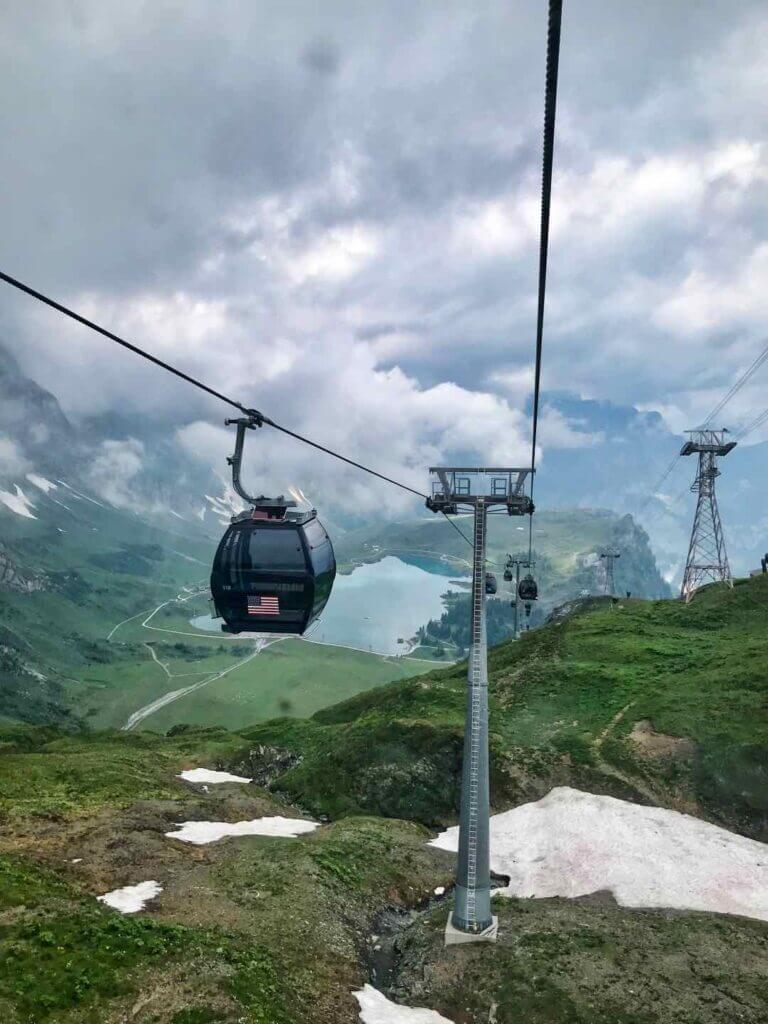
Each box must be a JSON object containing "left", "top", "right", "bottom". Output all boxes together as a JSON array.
[
  {"left": 1, "top": 1, "right": 766, "bottom": 577},
  {"left": 2, "top": 340, "right": 766, "bottom": 587}
]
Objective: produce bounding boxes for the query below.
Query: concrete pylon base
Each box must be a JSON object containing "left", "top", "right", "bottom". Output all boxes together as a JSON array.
[{"left": 444, "top": 915, "right": 498, "bottom": 946}]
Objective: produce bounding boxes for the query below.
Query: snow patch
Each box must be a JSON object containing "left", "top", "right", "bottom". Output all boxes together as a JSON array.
[
  {"left": 170, "top": 549, "right": 206, "bottom": 565},
  {"left": 0, "top": 485, "right": 36, "bottom": 519},
  {"left": 58, "top": 480, "right": 105, "bottom": 507},
  {"left": 97, "top": 880, "right": 162, "bottom": 914},
  {"left": 178, "top": 768, "right": 252, "bottom": 785},
  {"left": 26, "top": 473, "right": 57, "bottom": 493},
  {"left": 72, "top": 488, "right": 106, "bottom": 508},
  {"left": 165, "top": 816, "right": 319, "bottom": 845},
  {"left": 204, "top": 480, "right": 246, "bottom": 524},
  {"left": 353, "top": 985, "right": 453, "bottom": 1023},
  {"left": 430, "top": 787, "right": 768, "bottom": 922}
]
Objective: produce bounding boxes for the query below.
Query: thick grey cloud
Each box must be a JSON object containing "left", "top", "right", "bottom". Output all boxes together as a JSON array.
[{"left": 1, "top": 0, "right": 767, "bottom": 527}]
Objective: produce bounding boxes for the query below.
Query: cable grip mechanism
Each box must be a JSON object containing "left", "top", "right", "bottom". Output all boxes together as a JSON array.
[{"left": 225, "top": 414, "right": 264, "bottom": 506}]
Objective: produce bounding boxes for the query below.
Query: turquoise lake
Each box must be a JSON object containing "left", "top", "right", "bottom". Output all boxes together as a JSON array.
[{"left": 191, "top": 555, "right": 468, "bottom": 655}]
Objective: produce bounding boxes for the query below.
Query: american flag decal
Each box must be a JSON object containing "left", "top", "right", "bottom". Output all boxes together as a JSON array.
[{"left": 247, "top": 595, "right": 280, "bottom": 616}]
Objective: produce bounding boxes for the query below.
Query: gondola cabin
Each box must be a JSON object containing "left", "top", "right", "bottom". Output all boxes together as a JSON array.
[
  {"left": 518, "top": 573, "right": 538, "bottom": 616},
  {"left": 211, "top": 504, "right": 336, "bottom": 635},
  {"left": 485, "top": 572, "right": 498, "bottom": 595}
]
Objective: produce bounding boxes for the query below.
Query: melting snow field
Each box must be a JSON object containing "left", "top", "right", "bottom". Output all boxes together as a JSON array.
[
  {"left": 26, "top": 473, "right": 56, "bottom": 493},
  {"left": 98, "top": 880, "right": 162, "bottom": 914},
  {"left": 165, "top": 817, "right": 320, "bottom": 845},
  {"left": 430, "top": 787, "right": 768, "bottom": 922},
  {"left": 178, "top": 768, "right": 252, "bottom": 785},
  {"left": 0, "top": 485, "right": 36, "bottom": 519},
  {"left": 354, "top": 985, "right": 453, "bottom": 1024}
]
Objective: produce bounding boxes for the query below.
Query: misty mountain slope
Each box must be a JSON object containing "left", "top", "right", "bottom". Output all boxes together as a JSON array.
[
  {"left": 0, "top": 344, "right": 79, "bottom": 477},
  {"left": 338, "top": 507, "right": 670, "bottom": 646},
  {"left": 0, "top": 467, "right": 216, "bottom": 725},
  {"left": 0, "top": 344, "right": 226, "bottom": 725},
  {"left": 430, "top": 509, "right": 671, "bottom": 648},
  {"left": 243, "top": 575, "right": 768, "bottom": 840},
  {"left": 0, "top": 413, "right": 436, "bottom": 732}
]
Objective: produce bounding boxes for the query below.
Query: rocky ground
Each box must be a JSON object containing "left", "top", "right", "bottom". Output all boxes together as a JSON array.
[
  {"left": 0, "top": 730, "right": 455, "bottom": 1023},
  {"left": 388, "top": 896, "right": 768, "bottom": 1023}
]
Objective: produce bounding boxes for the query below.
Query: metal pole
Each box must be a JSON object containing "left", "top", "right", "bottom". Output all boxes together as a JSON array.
[
  {"left": 447, "top": 499, "right": 496, "bottom": 941},
  {"left": 514, "top": 562, "right": 520, "bottom": 640}
]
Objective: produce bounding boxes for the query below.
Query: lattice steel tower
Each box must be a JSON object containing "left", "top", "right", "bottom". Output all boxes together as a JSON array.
[
  {"left": 680, "top": 429, "right": 736, "bottom": 603},
  {"left": 599, "top": 550, "right": 621, "bottom": 596}
]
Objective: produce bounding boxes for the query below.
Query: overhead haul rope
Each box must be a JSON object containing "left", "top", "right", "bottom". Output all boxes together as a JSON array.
[
  {"left": 736, "top": 405, "right": 768, "bottom": 441},
  {"left": 526, "top": 0, "right": 563, "bottom": 564},
  {"left": 0, "top": 268, "right": 474, "bottom": 547},
  {"left": 640, "top": 334, "right": 768, "bottom": 514},
  {"left": 702, "top": 337, "right": 768, "bottom": 427}
]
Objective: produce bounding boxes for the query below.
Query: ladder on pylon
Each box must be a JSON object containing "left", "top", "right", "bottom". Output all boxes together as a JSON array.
[{"left": 465, "top": 500, "right": 486, "bottom": 926}]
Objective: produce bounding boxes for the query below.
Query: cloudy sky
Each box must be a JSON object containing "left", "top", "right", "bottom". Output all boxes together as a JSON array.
[{"left": 0, "top": 0, "right": 766, "bottom": 520}]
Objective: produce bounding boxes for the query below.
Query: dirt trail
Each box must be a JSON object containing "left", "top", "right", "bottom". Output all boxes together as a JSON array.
[
  {"left": 590, "top": 701, "right": 659, "bottom": 804},
  {"left": 121, "top": 644, "right": 267, "bottom": 731}
]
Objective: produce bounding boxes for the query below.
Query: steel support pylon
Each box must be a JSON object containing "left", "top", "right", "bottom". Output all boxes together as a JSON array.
[
  {"left": 680, "top": 430, "right": 735, "bottom": 603},
  {"left": 451, "top": 500, "right": 494, "bottom": 934},
  {"left": 426, "top": 467, "right": 531, "bottom": 945},
  {"left": 600, "top": 550, "right": 620, "bottom": 597}
]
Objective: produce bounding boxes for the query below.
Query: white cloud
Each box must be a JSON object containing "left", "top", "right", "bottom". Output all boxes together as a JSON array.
[
  {"left": 489, "top": 366, "right": 535, "bottom": 402},
  {"left": 85, "top": 438, "right": 144, "bottom": 510},
  {"left": 284, "top": 223, "right": 382, "bottom": 283},
  {"left": 0, "top": 436, "right": 29, "bottom": 477},
  {"left": 655, "top": 243, "right": 768, "bottom": 336},
  {"left": 176, "top": 357, "right": 531, "bottom": 518},
  {"left": 537, "top": 406, "right": 604, "bottom": 450}
]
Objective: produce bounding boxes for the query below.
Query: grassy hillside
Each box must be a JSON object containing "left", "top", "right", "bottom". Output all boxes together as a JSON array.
[
  {"left": 0, "top": 725, "right": 452, "bottom": 1024},
  {"left": 245, "top": 576, "right": 768, "bottom": 839},
  {"left": 1, "top": 577, "right": 767, "bottom": 1022},
  {"left": 0, "top": 477, "right": 214, "bottom": 726}
]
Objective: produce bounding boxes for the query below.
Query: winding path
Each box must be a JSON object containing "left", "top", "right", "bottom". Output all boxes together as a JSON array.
[
  {"left": 122, "top": 643, "right": 270, "bottom": 731},
  {"left": 590, "top": 701, "right": 659, "bottom": 804},
  {"left": 109, "top": 577, "right": 453, "bottom": 730}
]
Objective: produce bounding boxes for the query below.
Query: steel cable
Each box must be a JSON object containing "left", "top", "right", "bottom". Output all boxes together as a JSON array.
[
  {"left": 0, "top": 268, "right": 427, "bottom": 501},
  {"left": 527, "top": 0, "right": 563, "bottom": 562}
]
